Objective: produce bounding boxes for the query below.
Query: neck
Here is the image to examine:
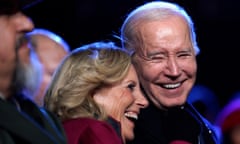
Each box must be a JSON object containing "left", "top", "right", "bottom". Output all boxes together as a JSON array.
[{"left": 0, "top": 73, "right": 13, "bottom": 99}]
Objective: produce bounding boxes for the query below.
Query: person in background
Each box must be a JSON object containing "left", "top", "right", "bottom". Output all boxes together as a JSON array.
[
  {"left": 120, "top": 1, "right": 218, "bottom": 143},
  {"left": 187, "top": 84, "right": 222, "bottom": 140},
  {"left": 27, "top": 28, "right": 70, "bottom": 106},
  {"left": 44, "top": 41, "right": 148, "bottom": 144},
  {"left": 187, "top": 84, "right": 220, "bottom": 124},
  {"left": 215, "top": 97, "right": 240, "bottom": 144},
  {"left": 17, "top": 39, "right": 43, "bottom": 101},
  {"left": 0, "top": 0, "right": 67, "bottom": 143}
]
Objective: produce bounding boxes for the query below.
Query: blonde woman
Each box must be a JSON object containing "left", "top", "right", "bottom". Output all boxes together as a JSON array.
[{"left": 44, "top": 42, "right": 148, "bottom": 144}]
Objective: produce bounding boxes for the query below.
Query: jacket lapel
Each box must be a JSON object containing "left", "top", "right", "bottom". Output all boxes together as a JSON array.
[{"left": 0, "top": 99, "right": 58, "bottom": 144}]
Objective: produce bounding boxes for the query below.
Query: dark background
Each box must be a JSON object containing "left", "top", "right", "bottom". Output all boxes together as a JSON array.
[{"left": 25, "top": 0, "right": 240, "bottom": 108}]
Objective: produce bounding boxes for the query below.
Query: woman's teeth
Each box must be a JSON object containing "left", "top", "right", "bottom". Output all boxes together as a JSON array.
[{"left": 124, "top": 112, "right": 138, "bottom": 120}]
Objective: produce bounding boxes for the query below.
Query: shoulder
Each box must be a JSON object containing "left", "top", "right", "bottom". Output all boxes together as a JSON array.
[
  {"left": 63, "top": 118, "right": 122, "bottom": 144},
  {"left": 63, "top": 117, "right": 116, "bottom": 133}
]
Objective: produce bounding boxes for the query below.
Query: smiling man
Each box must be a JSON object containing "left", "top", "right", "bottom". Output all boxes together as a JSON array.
[{"left": 121, "top": 1, "right": 219, "bottom": 144}]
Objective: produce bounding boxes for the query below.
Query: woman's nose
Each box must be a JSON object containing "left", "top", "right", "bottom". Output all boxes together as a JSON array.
[{"left": 136, "top": 92, "right": 149, "bottom": 108}]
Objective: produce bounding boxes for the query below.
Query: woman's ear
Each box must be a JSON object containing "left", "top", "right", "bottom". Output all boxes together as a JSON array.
[
  {"left": 92, "top": 87, "right": 110, "bottom": 105},
  {"left": 92, "top": 88, "right": 104, "bottom": 105}
]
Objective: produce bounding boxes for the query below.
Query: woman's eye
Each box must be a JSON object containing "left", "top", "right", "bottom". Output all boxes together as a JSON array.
[{"left": 127, "top": 83, "right": 135, "bottom": 91}]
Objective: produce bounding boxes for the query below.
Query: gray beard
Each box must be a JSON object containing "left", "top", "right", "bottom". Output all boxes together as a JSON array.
[{"left": 14, "top": 51, "right": 42, "bottom": 98}]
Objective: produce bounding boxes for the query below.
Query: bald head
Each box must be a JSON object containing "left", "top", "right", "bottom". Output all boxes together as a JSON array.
[{"left": 27, "top": 29, "right": 70, "bottom": 106}]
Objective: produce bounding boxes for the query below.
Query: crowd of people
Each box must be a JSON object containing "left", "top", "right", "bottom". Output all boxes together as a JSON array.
[{"left": 1, "top": 0, "right": 240, "bottom": 144}]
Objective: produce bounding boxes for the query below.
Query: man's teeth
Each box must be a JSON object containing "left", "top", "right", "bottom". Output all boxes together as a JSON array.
[
  {"left": 163, "top": 83, "right": 181, "bottom": 89},
  {"left": 125, "top": 112, "right": 138, "bottom": 120}
]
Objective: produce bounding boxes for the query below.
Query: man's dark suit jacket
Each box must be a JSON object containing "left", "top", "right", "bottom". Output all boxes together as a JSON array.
[
  {"left": 127, "top": 102, "right": 219, "bottom": 144},
  {"left": 0, "top": 94, "right": 67, "bottom": 144}
]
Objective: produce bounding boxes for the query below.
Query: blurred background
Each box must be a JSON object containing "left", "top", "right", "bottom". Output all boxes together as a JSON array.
[{"left": 25, "top": 0, "right": 240, "bottom": 108}]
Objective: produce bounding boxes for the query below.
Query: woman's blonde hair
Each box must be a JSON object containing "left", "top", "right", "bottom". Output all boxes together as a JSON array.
[{"left": 44, "top": 42, "right": 131, "bottom": 121}]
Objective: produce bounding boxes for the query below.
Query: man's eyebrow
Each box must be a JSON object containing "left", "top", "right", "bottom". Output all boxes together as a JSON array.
[{"left": 146, "top": 51, "right": 165, "bottom": 57}]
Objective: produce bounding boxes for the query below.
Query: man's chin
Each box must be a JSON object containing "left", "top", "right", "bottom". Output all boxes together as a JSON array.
[{"left": 160, "top": 99, "right": 187, "bottom": 109}]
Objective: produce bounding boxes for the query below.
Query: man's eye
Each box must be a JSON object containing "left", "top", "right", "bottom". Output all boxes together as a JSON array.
[
  {"left": 149, "top": 55, "right": 164, "bottom": 60},
  {"left": 48, "top": 71, "right": 54, "bottom": 76},
  {"left": 178, "top": 52, "right": 192, "bottom": 58},
  {"left": 148, "top": 55, "right": 165, "bottom": 63}
]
